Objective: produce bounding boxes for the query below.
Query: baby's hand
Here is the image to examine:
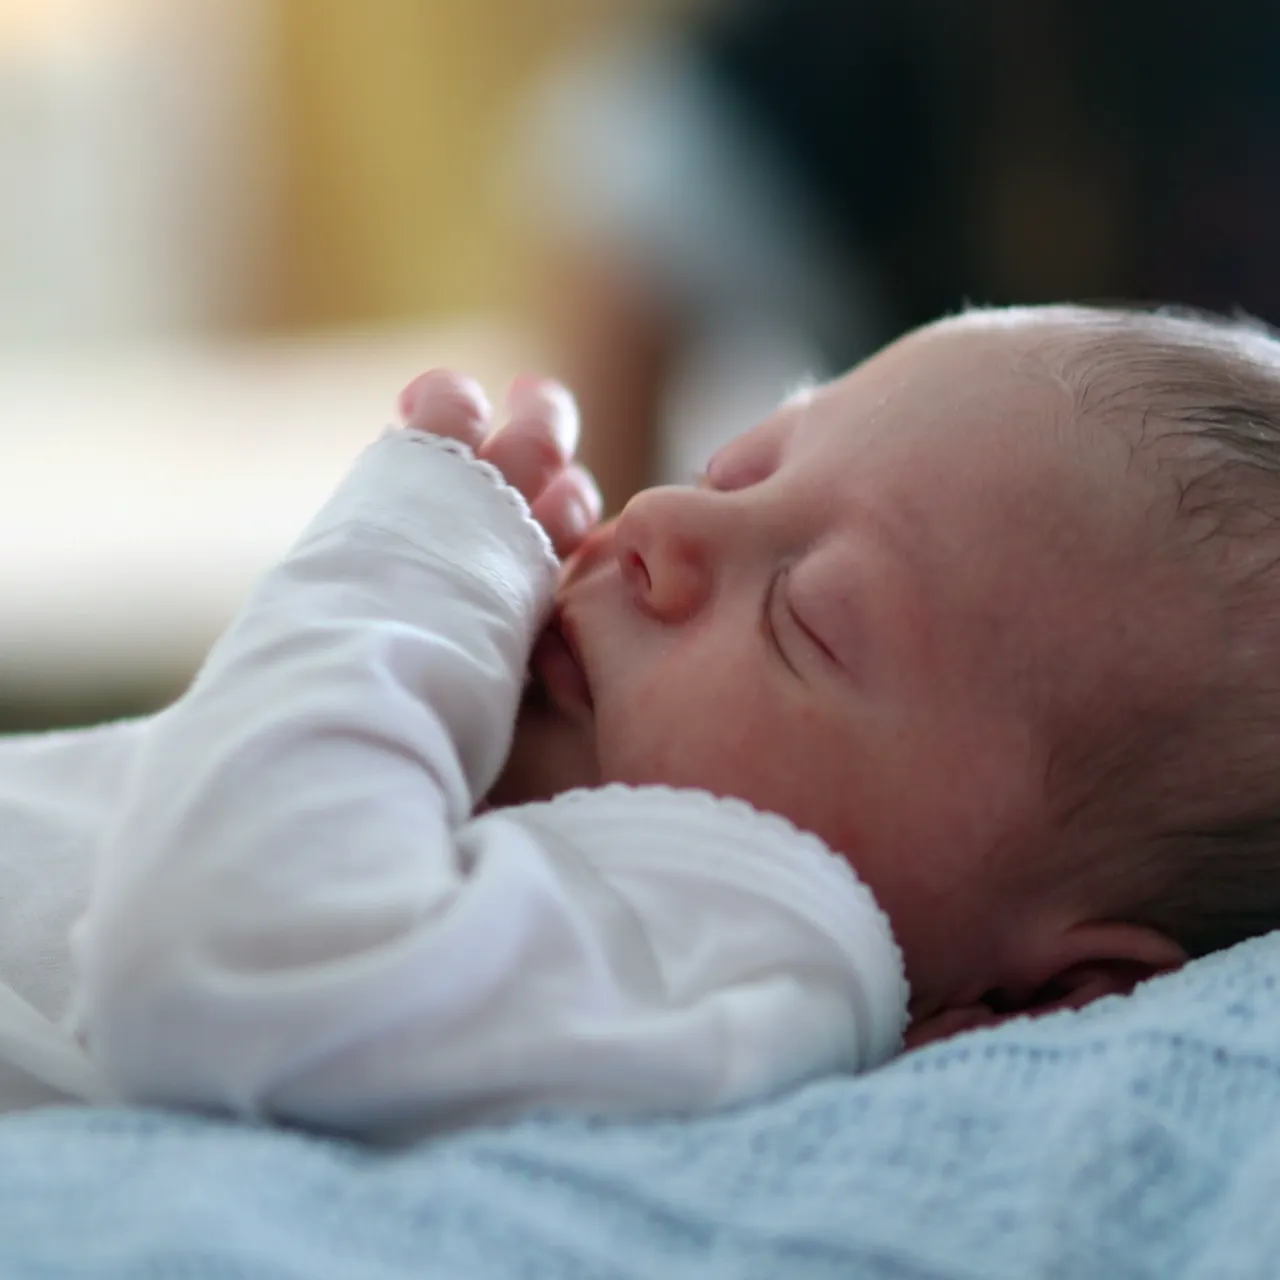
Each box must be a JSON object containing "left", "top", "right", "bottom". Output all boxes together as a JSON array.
[{"left": 398, "top": 369, "right": 602, "bottom": 558}]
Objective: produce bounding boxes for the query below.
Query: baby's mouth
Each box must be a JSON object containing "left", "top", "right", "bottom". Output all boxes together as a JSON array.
[{"left": 530, "top": 612, "right": 593, "bottom": 713}]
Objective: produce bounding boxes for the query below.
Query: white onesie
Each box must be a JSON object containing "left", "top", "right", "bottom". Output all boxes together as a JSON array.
[{"left": 0, "top": 428, "right": 908, "bottom": 1137}]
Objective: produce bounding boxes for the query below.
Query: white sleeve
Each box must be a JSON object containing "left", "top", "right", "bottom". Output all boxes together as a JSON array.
[{"left": 70, "top": 429, "right": 907, "bottom": 1137}]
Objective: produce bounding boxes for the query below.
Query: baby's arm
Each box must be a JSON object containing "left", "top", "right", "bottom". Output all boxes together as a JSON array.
[
  {"left": 70, "top": 372, "right": 906, "bottom": 1135},
  {"left": 67, "top": 374, "right": 599, "bottom": 1131}
]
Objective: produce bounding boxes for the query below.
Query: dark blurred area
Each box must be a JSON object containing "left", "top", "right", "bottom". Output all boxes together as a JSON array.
[
  {"left": 523, "top": 0, "right": 1280, "bottom": 510},
  {"left": 699, "top": 0, "right": 1280, "bottom": 353}
]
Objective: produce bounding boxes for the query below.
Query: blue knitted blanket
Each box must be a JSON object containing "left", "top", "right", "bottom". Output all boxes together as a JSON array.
[{"left": 2, "top": 931, "right": 1278, "bottom": 1279}]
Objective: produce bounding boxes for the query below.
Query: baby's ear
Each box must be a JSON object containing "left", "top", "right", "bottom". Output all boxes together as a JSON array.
[
  {"left": 906, "top": 922, "right": 1188, "bottom": 1050},
  {"left": 989, "top": 920, "right": 1189, "bottom": 1021},
  {"left": 903, "top": 1003, "right": 1001, "bottom": 1050}
]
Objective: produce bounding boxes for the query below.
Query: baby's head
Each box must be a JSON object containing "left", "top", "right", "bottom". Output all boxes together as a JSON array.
[{"left": 499, "top": 304, "right": 1280, "bottom": 1037}]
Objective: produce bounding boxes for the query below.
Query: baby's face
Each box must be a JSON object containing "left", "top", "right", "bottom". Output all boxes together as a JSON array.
[{"left": 496, "top": 314, "right": 1187, "bottom": 1010}]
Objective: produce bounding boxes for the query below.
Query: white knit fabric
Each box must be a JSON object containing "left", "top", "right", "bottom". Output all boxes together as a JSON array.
[{"left": 1, "top": 429, "right": 907, "bottom": 1134}]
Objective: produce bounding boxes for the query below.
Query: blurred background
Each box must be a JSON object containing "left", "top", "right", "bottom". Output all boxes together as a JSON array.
[
  {"left": 3, "top": 0, "right": 1279, "bottom": 731},
  {"left": 0, "top": 0, "right": 609, "bottom": 729}
]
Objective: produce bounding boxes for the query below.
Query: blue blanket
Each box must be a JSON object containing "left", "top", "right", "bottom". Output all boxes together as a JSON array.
[{"left": 2, "top": 932, "right": 1279, "bottom": 1279}]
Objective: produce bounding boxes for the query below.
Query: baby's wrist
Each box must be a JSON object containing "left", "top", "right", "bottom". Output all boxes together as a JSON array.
[
  {"left": 400, "top": 367, "right": 601, "bottom": 564},
  {"left": 407, "top": 429, "right": 559, "bottom": 568},
  {"left": 297, "top": 427, "right": 560, "bottom": 632}
]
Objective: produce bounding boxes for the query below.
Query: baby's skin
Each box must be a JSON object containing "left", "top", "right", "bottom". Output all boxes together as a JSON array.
[{"left": 405, "top": 308, "right": 1191, "bottom": 1046}]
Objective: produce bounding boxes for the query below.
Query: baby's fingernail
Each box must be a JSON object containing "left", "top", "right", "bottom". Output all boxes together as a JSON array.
[
  {"left": 506, "top": 372, "right": 546, "bottom": 404},
  {"left": 563, "top": 495, "right": 593, "bottom": 539},
  {"left": 577, "top": 473, "right": 603, "bottom": 523},
  {"left": 400, "top": 370, "right": 491, "bottom": 426},
  {"left": 507, "top": 375, "right": 580, "bottom": 455}
]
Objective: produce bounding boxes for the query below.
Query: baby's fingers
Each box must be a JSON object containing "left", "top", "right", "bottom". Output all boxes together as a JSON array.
[
  {"left": 399, "top": 370, "right": 491, "bottom": 451},
  {"left": 532, "top": 464, "right": 602, "bottom": 558},
  {"left": 479, "top": 377, "right": 580, "bottom": 505}
]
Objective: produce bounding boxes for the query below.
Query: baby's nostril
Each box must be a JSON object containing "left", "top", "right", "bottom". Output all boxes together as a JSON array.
[{"left": 623, "top": 550, "right": 651, "bottom": 594}]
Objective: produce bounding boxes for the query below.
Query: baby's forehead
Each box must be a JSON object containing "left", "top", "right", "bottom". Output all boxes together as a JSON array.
[
  {"left": 859, "top": 310, "right": 1130, "bottom": 463},
  {"left": 919, "top": 310, "right": 1226, "bottom": 480},
  {"left": 799, "top": 307, "right": 1280, "bottom": 545},
  {"left": 932, "top": 308, "right": 1122, "bottom": 392},
  {"left": 945, "top": 305, "right": 1280, "bottom": 419}
]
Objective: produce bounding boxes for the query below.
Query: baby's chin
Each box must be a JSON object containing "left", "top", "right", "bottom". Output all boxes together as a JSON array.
[{"left": 484, "top": 678, "right": 600, "bottom": 808}]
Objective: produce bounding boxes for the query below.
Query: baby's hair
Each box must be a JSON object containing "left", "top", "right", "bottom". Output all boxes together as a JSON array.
[{"left": 1023, "top": 304, "right": 1280, "bottom": 956}]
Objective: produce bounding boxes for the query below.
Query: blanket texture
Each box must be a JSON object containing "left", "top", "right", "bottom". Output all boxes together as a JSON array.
[{"left": 1, "top": 931, "right": 1278, "bottom": 1279}]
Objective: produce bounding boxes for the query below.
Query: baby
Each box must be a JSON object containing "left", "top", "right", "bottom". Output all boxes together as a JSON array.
[{"left": 4, "top": 303, "right": 1279, "bottom": 1135}]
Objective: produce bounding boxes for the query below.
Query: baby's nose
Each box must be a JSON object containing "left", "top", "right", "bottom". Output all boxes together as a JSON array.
[{"left": 614, "top": 488, "right": 715, "bottom": 624}]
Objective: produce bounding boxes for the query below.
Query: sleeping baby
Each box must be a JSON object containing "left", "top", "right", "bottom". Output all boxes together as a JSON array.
[{"left": 3, "top": 303, "right": 1279, "bottom": 1135}]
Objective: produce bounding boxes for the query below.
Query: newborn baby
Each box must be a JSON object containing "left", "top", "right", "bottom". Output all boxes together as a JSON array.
[{"left": 5, "top": 304, "right": 1278, "bottom": 1134}]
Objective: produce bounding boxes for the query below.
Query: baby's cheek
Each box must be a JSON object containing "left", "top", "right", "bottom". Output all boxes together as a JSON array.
[
  {"left": 595, "top": 645, "right": 794, "bottom": 794},
  {"left": 598, "top": 704, "right": 782, "bottom": 806},
  {"left": 592, "top": 704, "right": 704, "bottom": 790}
]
